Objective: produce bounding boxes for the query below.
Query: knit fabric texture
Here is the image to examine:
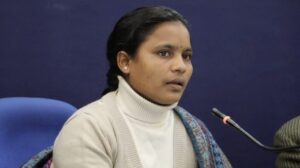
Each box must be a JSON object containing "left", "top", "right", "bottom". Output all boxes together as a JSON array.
[{"left": 273, "top": 116, "right": 300, "bottom": 168}]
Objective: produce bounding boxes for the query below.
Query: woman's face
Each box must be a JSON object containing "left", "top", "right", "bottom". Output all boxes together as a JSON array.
[{"left": 126, "top": 21, "right": 193, "bottom": 105}]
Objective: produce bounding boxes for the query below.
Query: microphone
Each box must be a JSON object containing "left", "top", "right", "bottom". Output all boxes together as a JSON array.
[{"left": 211, "top": 108, "right": 300, "bottom": 152}]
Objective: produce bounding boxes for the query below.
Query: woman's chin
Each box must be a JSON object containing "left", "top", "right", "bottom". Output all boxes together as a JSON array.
[{"left": 154, "top": 95, "right": 182, "bottom": 106}]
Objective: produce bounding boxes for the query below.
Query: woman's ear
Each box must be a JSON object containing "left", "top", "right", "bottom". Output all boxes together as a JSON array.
[{"left": 117, "top": 51, "right": 131, "bottom": 74}]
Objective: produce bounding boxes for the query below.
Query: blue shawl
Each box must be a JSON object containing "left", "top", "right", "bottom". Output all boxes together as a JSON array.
[{"left": 175, "top": 106, "right": 232, "bottom": 168}]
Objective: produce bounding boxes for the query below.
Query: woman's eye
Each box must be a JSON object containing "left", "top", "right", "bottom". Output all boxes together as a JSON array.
[
  {"left": 158, "top": 50, "right": 171, "bottom": 57},
  {"left": 183, "top": 53, "right": 192, "bottom": 61}
]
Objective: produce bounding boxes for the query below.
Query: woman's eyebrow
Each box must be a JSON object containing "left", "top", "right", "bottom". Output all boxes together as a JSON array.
[
  {"left": 155, "top": 44, "right": 192, "bottom": 51},
  {"left": 154, "top": 44, "right": 175, "bottom": 49},
  {"left": 184, "top": 48, "right": 193, "bottom": 52}
]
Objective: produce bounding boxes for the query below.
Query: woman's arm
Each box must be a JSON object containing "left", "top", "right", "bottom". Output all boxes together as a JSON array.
[{"left": 51, "top": 112, "right": 115, "bottom": 168}]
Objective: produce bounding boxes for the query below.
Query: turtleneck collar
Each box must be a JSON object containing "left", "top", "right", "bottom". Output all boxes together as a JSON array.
[{"left": 116, "top": 76, "right": 178, "bottom": 124}]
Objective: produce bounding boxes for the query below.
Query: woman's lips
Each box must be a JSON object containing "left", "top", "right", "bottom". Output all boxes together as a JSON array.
[{"left": 166, "top": 79, "right": 185, "bottom": 91}]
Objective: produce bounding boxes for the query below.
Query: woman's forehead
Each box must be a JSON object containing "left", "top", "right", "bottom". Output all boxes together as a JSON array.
[{"left": 141, "top": 22, "right": 191, "bottom": 49}]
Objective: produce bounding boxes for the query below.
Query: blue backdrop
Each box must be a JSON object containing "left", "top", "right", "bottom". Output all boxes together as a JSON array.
[{"left": 1, "top": 0, "right": 300, "bottom": 167}]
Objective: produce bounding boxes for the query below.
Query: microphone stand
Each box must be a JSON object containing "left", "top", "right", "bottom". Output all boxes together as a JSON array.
[{"left": 212, "top": 108, "right": 300, "bottom": 152}]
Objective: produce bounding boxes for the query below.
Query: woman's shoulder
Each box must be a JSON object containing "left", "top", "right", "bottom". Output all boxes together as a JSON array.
[
  {"left": 62, "top": 92, "right": 119, "bottom": 131},
  {"left": 174, "top": 106, "right": 206, "bottom": 126},
  {"left": 52, "top": 93, "right": 120, "bottom": 167},
  {"left": 53, "top": 92, "right": 120, "bottom": 148},
  {"left": 174, "top": 106, "right": 212, "bottom": 137},
  {"left": 69, "top": 92, "right": 118, "bottom": 120}
]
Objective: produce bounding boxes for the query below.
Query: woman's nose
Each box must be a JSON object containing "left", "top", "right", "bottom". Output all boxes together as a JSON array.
[{"left": 170, "top": 55, "right": 186, "bottom": 73}]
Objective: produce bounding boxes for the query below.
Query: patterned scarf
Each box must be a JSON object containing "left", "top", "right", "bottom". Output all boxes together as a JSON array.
[{"left": 174, "top": 106, "right": 232, "bottom": 168}]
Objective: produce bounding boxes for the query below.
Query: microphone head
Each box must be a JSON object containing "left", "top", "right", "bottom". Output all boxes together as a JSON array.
[
  {"left": 212, "top": 108, "right": 227, "bottom": 119},
  {"left": 211, "top": 107, "right": 300, "bottom": 151}
]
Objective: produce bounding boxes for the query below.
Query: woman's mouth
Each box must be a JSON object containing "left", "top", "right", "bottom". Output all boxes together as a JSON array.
[{"left": 166, "top": 79, "right": 185, "bottom": 91}]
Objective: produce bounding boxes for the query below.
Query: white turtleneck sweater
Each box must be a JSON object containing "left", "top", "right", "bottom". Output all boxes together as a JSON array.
[
  {"left": 52, "top": 76, "right": 197, "bottom": 168},
  {"left": 116, "top": 76, "right": 176, "bottom": 168}
]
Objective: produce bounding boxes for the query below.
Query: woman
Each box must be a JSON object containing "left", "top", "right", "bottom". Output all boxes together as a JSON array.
[{"left": 51, "top": 6, "right": 231, "bottom": 168}]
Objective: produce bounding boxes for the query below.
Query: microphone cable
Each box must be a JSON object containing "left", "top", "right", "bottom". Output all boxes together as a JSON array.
[{"left": 212, "top": 108, "right": 300, "bottom": 152}]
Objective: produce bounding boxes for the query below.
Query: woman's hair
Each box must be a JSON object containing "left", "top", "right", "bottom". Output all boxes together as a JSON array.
[{"left": 102, "top": 6, "right": 189, "bottom": 95}]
